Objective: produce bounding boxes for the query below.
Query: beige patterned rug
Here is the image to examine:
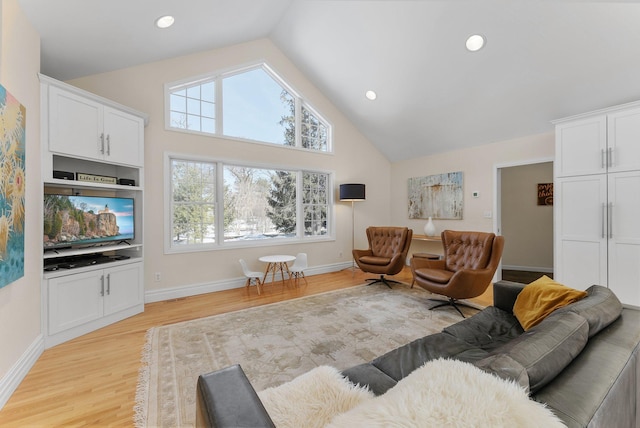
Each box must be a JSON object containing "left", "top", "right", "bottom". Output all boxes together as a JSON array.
[{"left": 134, "top": 283, "right": 479, "bottom": 427}]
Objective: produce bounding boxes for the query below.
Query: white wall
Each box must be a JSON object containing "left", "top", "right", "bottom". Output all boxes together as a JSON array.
[
  {"left": 0, "top": 0, "right": 42, "bottom": 408},
  {"left": 67, "top": 39, "right": 392, "bottom": 299},
  {"left": 500, "top": 162, "right": 554, "bottom": 271},
  {"left": 390, "top": 132, "right": 555, "bottom": 256}
]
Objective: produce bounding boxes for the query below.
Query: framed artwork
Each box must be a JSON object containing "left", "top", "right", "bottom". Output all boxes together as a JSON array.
[
  {"left": 0, "top": 83, "right": 26, "bottom": 289},
  {"left": 537, "top": 183, "right": 553, "bottom": 206},
  {"left": 408, "top": 171, "right": 463, "bottom": 220}
]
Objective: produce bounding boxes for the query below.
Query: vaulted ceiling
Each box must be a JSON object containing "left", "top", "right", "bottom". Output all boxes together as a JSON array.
[{"left": 19, "top": 0, "right": 640, "bottom": 161}]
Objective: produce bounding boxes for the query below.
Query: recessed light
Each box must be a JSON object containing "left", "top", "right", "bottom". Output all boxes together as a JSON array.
[
  {"left": 465, "top": 34, "right": 485, "bottom": 52},
  {"left": 155, "top": 15, "right": 175, "bottom": 29},
  {"left": 365, "top": 90, "right": 377, "bottom": 101}
]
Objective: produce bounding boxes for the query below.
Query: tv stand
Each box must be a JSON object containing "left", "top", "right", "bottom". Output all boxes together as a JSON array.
[{"left": 40, "top": 74, "right": 147, "bottom": 349}]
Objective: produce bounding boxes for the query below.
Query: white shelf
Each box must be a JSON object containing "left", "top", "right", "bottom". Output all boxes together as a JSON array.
[
  {"left": 44, "top": 178, "right": 142, "bottom": 192},
  {"left": 44, "top": 243, "right": 142, "bottom": 259}
]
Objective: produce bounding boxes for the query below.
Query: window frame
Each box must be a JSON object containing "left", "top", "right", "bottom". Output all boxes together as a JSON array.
[
  {"left": 164, "top": 62, "right": 333, "bottom": 154},
  {"left": 164, "top": 152, "right": 336, "bottom": 254}
]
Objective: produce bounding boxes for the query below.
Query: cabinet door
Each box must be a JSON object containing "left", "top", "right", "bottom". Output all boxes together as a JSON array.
[
  {"left": 607, "top": 171, "right": 640, "bottom": 307},
  {"left": 49, "top": 86, "right": 103, "bottom": 161},
  {"left": 555, "top": 115, "right": 607, "bottom": 177},
  {"left": 607, "top": 107, "right": 640, "bottom": 174},
  {"left": 103, "top": 263, "right": 144, "bottom": 316},
  {"left": 554, "top": 175, "right": 608, "bottom": 289},
  {"left": 103, "top": 106, "right": 144, "bottom": 167},
  {"left": 48, "top": 271, "right": 104, "bottom": 335}
]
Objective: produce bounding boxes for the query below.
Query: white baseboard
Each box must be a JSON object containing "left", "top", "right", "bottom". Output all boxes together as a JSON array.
[
  {"left": 145, "top": 262, "right": 352, "bottom": 303},
  {"left": 502, "top": 265, "right": 553, "bottom": 273},
  {"left": 0, "top": 335, "right": 44, "bottom": 410}
]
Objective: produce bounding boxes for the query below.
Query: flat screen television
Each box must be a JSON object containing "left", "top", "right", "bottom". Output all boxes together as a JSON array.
[{"left": 44, "top": 194, "right": 134, "bottom": 251}]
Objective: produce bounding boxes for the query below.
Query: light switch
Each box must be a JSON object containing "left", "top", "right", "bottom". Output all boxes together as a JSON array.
[{"left": 483, "top": 210, "right": 492, "bottom": 218}]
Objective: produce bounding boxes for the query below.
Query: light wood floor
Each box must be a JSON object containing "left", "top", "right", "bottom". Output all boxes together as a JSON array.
[{"left": 0, "top": 266, "right": 491, "bottom": 427}]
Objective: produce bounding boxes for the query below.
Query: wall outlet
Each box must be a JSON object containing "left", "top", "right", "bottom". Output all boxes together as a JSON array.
[
  {"left": 154, "top": 272, "right": 162, "bottom": 282},
  {"left": 339, "top": 251, "right": 343, "bottom": 258}
]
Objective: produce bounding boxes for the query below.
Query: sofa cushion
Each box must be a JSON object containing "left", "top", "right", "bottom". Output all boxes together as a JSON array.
[
  {"left": 513, "top": 276, "right": 588, "bottom": 330},
  {"left": 443, "top": 306, "right": 524, "bottom": 352},
  {"left": 487, "top": 310, "right": 589, "bottom": 393},
  {"left": 341, "top": 363, "right": 398, "bottom": 396},
  {"left": 369, "top": 332, "right": 488, "bottom": 383},
  {"left": 553, "top": 284, "right": 622, "bottom": 337},
  {"left": 474, "top": 353, "right": 529, "bottom": 391}
]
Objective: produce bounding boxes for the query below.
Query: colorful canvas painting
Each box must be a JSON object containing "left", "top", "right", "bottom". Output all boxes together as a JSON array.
[
  {"left": 408, "top": 172, "right": 463, "bottom": 220},
  {"left": 0, "top": 84, "right": 26, "bottom": 288}
]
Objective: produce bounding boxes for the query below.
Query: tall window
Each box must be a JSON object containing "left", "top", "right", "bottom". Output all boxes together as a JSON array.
[
  {"left": 167, "top": 156, "right": 332, "bottom": 251},
  {"left": 170, "top": 160, "right": 216, "bottom": 245},
  {"left": 166, "top": 64, "right": 331, "bottom": 152}
]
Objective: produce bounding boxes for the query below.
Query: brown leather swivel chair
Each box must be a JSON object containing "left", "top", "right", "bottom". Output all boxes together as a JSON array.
[
  {"left": 411, "top": 230, "right": 504, "bottom": 317},
  {"left": 353, "top": 227, "right": 413, "bottom": 288}
]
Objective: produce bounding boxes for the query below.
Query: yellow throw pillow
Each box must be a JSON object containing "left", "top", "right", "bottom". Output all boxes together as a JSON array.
[{"left": 513, "top": 276, "right": 588, "bottom": 331}]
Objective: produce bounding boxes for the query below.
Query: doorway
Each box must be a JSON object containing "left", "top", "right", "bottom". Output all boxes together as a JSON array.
[{"left": 495, "top": 159, "right": 554, "bottom": 283}]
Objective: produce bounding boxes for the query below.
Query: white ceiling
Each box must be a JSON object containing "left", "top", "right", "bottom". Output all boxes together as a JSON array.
[{"left": 18, "top": 0, "right": 640, "bottom": 162}]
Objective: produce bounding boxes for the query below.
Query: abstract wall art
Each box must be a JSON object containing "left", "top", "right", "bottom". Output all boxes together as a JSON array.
[
  {"left": 408, "top": 171, "right": 463, "bottom": 220},
  {"left": 0, "top": 83, "right": 26, "bottom": 288}
]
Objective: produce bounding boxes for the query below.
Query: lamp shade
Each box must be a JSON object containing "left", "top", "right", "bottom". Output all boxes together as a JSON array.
[{"left": 340, "top": 183, "right": 366, "bottom": 201}]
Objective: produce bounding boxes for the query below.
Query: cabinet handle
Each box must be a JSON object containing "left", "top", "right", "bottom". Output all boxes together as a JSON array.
[
  {"left": 100, "top": 275, "right": 105, "bottom": 296},
  {"left": 100, "top": 133, "right": 105, "bottom": 154},
  {"left": 106, "top": 134, "right": 111, "bottom": 156},
  {"left": 106, "top": 273, "right": 111, "bottom": 295},
  {"left": 608, "top": 147, "right": 613, "bottom": 168},
  {"left": 602, "top": 203, "right": 606, "bottom": 239},
  {"left": 609, "top": 202, "right": 613, "bottom": 239}
]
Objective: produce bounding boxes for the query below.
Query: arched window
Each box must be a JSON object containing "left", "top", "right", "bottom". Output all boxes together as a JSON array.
[{"left": 166, "top": 64, "right": 331, "bottom": 152}]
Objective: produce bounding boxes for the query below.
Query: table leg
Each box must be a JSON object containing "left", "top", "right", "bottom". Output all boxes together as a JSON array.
[
  {"left": 262, "top": 262, "right": 272, "bottom": 285},
  {"left": 277, "top": 262, "right": 286, "bottom": 285}
]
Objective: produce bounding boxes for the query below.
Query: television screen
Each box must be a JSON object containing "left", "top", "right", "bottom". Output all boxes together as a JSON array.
[{"left": 44, "top": 194, "right": 134, "bottom": 250}]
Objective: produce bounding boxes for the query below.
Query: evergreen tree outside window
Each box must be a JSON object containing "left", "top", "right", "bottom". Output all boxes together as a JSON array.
[
  {"left": 171, "top": 160, "right": 216, "bottom": 245},
  {"left": 167, "top": 156, "right": 333, "bottom": 251}
]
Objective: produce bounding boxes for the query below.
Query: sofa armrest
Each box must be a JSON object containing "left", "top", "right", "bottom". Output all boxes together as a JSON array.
[
  {"left": 493, "top": 280, "right": 525, "bottom": 314},
  {"left": 196, "top": 364, "right": 275, "bottom": 428}
]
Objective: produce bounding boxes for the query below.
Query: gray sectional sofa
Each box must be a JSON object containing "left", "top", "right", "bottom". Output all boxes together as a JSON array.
[{"left": 196, "top": 281, "right": 640, "bottom": 427}]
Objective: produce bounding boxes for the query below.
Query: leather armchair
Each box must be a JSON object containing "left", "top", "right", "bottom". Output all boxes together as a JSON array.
[
  {"left": 411, "top": 230, "right": 504, "bottom": 317},
  {"left": 353, "top": 227, "right": 413, "bottom": 288}
]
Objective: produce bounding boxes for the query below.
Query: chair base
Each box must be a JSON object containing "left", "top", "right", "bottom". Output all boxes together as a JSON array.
[
  {"left": 365, "top": 275, "right": 401, "bottom": 289},
  {"left": 427, "top": 297, "right": 473, "bottom": 318}
]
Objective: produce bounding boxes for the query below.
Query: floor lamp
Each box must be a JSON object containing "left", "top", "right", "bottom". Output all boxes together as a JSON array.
[{"left": 340, "top": 183, "right": 366, "bottom": 273}]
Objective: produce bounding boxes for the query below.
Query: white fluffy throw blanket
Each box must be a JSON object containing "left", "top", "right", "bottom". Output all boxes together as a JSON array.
[{"left": 259, "top": 359, "right": 566, "bottom": 428}]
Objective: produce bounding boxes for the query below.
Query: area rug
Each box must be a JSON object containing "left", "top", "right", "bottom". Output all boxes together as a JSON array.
[{"left": 134, "top": 283, "right": 479, "bottom": 427}]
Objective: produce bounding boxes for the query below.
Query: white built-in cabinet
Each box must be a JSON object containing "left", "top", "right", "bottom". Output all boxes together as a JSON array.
[
  {"left": 40, "top": 74, "right": 148, "bottom": 348},
  {"left": 554, "top": 102, "right": 640, "bottom": 308},
  {"left": 48, "top": 85, "right": 144, "bottom": 167}
]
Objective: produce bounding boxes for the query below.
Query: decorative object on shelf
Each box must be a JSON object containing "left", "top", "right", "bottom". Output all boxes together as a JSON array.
[
  {"left": 424, "top": 217, "right": 437, "bottom": 236},
  {"left": 408, "top": 171, "right": 463, "bottom": 220},
  {"left": 53, "top": 170, "right": 74, "bottom": 180},
  {"left": 76, "top": 172, "right": 118, "bottom": 184},
  {"left": 118, "top": 178, "right": 136, "bottom": 186},
  {"left": 0, "top": 83, "right": 26, "bottom": 289},
  {"left": 340, "top": 183, "right": 366, "bottom": 271},
  {"left": 537, "top": 183, "right": 553, "bottom": 206}
]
